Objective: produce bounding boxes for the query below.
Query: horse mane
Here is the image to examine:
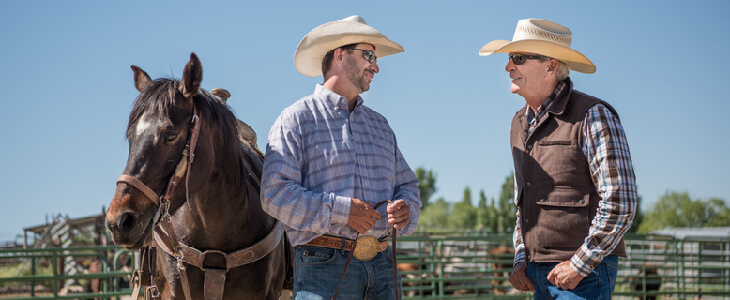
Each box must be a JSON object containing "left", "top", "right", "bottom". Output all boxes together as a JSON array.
[{"left": 127, "top": 78, "right": 246, "bottom": 196}]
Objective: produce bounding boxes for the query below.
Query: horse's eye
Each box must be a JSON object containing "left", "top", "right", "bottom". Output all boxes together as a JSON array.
[{"left": 164, "top": 133, "right": 178, "bottom": 143}]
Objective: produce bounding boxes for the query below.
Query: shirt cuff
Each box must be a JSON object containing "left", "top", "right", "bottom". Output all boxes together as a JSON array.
[
  {"left": 570, "top": 245, "right": 602, "bottom": 277},
  {"left": 331, "top": 195, "right": 351, "bottom": 225},
  {"left": 394, "top": 201, "right": 417, "bottom": 235}
]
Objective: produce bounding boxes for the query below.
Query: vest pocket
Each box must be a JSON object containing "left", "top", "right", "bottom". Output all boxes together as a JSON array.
[
  {"left": 537, "top": 140, "right": 573, "bottom": 146},
  {"left": 535, "top": 186, "right": 591, "bottom": 250},
  {"left": 535, "top": 186, "right": 590, "bottom": 207}
]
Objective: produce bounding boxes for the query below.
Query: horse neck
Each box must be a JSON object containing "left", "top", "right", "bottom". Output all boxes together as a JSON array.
[{"left": 173, "top": 130, "right": 273, "bottom": 251}]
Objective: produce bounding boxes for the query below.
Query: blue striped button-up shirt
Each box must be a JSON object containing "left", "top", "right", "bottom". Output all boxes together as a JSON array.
[{"left": 261, "top": 84, "right": 421, "bottom": 246}]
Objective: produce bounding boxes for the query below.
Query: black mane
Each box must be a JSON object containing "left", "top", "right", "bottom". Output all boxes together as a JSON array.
[{"left": 127, "top": 78, "right": 246, "bottom": 195}]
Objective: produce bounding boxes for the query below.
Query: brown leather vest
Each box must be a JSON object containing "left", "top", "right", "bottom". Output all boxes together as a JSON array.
[{"left": 510, "top": 79, "right": 626, "bottom": 262}]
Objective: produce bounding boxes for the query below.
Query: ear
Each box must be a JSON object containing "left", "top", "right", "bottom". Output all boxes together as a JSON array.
[
  {"left": 131, "top": 65, "right": 152, "bottom": 93},
  {"left": 179, "top": 52, "right": 203, "bottom": 98},
  {"left": 547, "top": 59, "right": 558, "bottom": 72},
  {"left": 333, "top": 48, "right": 345, "bottom": 67},
  {"left": 211, "top": 88, "right": 231, "bottom": 103}
]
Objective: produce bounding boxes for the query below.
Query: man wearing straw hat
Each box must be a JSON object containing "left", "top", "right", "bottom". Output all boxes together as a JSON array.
[
  {"left": 261, "top": 15, "right": 421, "bottom": 299},
  {"left": 479, "top": 19, "right": 637, "bottom": 297}
]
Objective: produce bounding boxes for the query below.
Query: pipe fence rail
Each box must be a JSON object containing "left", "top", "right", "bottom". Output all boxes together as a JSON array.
[{"left": 1, "top": 233, "right": 728, "bottom": 299}]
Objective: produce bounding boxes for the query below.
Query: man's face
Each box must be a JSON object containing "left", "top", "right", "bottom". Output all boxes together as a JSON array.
[
  {"left": 344, "top": 43, "right": 379, "bottom": 93},
  {"left": 505, "top": 52, "right": 553, "bottom": 99}
]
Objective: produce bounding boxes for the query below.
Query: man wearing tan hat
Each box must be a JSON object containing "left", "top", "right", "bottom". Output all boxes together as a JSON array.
[
  {"left": 479, "top": 19, "right": 637, "bottom": 298},
  {"left": 261, "top": 15, "right": 421, "bottom": 299}
]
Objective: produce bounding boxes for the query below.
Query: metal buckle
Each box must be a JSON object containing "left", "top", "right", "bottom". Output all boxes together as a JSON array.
[
  {"left": 146, "top": 285, "right": 160, "bottom": 300},
  {"left": 175, "top": 251, "right": 186, "bottom": 271},
  {"left": 353, "top": 235, "right": 379, "bottom": 261},
  {"left": 202, "top": 249, "right": 228, "bottom": 271}
]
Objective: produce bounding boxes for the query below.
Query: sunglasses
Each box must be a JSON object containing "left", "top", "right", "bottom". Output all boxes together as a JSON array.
[
  {"left": 509, "top": 53, "right": 544, "bottom": 65},
  {"left": 350, "top": 49, "right": 377, "bottom": 63}
]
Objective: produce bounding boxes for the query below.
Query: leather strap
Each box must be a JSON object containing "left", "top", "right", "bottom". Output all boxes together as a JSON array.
[
  {"left": 332, "top": 200, "right": 400, "bottom": 300},
  {"left": 204, "top": 268, "right": 226, "bottom": 300},
  {"left": 304, "top": 235, "right": 388, "bottom": 252},
  {"left": 147, "top": 242, "right": 160, "bottom": 300},
  {"left": 154, "top": 221, "right": 285, "bottom": 271},
  {"left": 117, "top": 174, "right": 160, "bottom": 206}
]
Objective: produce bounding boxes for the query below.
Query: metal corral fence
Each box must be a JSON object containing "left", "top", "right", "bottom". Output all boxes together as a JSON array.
[
  {"left": 1, "top": 233, "right": 728, "bottom": 299},
  {"left": 396, "top": 232, "right": 730, "bottom": 299},
  {"left": 0, "top": 246, "right": 134, "bottom": 299}
]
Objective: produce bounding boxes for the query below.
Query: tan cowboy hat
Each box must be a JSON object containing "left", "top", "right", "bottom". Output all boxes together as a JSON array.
[
  {"left": 479, "top": 19, "right": 596, "bottom": 74},
  {"left": 295, "top": 15, "right": 404, "bottom": 77}
]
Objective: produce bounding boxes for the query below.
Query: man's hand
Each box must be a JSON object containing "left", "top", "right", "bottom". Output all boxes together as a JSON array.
[
  {"left": 347, "top": 198, "right": 381, "bottom": 234},
  {"left": 386, "top": 200, "right": 410, "bottom": 230},
  {"left": 509, "top": 261, "right": 535, "bottom": 292},
  {"left": 547, "top": 260, "right": 585, "bottom": 290}
]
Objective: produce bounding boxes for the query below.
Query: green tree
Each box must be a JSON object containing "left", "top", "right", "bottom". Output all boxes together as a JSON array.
[
  {"left": 477, "top": 191, "right": 488, "bottom": 230},
  {"left": 414, "top": 167, "right": 437, "bottom": 209},
  {"left": 706, "top": 198, "right": 730, "bottom": 226},
  {"left": 476, "top": 190, "right": 499, "bottom": 233},
  {"left": 497, "top": 172, "right": 516, "bottom": 233},
  {"left": 450, "top": 187, "right": 477, "bottom": 230},
  {"left": 638, "top": 191, "right": 730, "bottom": 233},
  {"left": 627, "top": 193, "right": 645, "bottom": 233},
  {"left": 418, "top": 197, "right": 450, "bottom": 232}
]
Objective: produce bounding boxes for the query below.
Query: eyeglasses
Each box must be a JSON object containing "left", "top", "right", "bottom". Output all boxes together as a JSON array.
[
  {"left": 350, "top": 49, "right": 377, "bottom": 63},
  {"left": 509, "top": 53, "right": 544, "bottom": 65}
]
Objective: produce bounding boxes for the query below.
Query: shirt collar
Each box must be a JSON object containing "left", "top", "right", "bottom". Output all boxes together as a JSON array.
[
  {"left": 314, "top": 84, "right": 364, "bottom": 112},
  {"left": 525, "top": 79, "right": 568, "bottom": 124}
]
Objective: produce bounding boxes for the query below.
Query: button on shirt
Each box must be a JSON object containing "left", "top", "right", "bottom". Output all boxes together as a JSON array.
[{"left": 261, "top": 84, "right": 421, "bottom": 246}]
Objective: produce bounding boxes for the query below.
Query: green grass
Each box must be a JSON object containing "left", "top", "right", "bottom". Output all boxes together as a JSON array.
[{"left": 0, "top": 262, "right": 54, "bottom": 288}]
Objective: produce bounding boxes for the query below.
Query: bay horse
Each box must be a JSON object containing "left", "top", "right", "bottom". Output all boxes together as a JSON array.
[{"left": 105, "top": 53, "right": 292, "bottom": 299}]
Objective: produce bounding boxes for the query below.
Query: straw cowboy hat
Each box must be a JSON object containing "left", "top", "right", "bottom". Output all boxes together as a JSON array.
[
  {"left": 295, "top": 15, "right": 404, "bottom": 77},
  {"left": 479, "top": 19, "right": 596, "bottom": 74}
]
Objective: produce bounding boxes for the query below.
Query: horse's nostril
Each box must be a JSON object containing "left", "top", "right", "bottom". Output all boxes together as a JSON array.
[{"left": 119, "top": 212, "right": 137, "bottom": 233}]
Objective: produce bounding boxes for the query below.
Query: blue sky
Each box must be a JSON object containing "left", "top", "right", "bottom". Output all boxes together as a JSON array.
[{"left": 1, "top": 1, "right": 729, "bottom": 242}]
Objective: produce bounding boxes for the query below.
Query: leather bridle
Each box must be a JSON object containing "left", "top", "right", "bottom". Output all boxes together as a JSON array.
[
  {"left": 117, "top": 102, "right": 283, "bottom": 300},
  {"left": 118, "top": 103, "right": 201, "bottom": 300}
]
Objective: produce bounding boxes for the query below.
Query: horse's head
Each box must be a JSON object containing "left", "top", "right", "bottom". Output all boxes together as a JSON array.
[{"left": 106, "top": 53, "right": 207, "bottom": 249}]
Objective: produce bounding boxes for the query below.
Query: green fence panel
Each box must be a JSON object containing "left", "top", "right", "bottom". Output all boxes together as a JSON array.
[{"left": 2, "top": 233, "right": 729, "bottom": 299}]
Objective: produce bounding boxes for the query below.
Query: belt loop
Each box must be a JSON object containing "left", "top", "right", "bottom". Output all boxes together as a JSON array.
[{"left": 340, "top": 237, "right": 346, "bottom": 255}]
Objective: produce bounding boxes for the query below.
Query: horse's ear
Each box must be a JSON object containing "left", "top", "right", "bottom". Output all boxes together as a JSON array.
[
  {"left": 131, "top": 65, "right": 152, "bottom": 93},
  {"left": 179, "top": 52, "right": 203, "bottom": 98}
]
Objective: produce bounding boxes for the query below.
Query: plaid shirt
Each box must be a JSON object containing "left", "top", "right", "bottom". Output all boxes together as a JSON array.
[
  {"left": 260, "top": 84, "right": 421, "bottom": 246},
  {"left": 513, "top": 82, "right": 637, "bottom": 277}
]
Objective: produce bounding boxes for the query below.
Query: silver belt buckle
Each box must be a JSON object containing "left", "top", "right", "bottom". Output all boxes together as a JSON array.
[{"left": 353, "top": 235, "right": 379, "bottom": 261}]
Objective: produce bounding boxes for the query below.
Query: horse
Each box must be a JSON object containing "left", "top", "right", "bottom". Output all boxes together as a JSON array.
[{"left": 105, "top": 53, "right": 292, "bottom": 300}]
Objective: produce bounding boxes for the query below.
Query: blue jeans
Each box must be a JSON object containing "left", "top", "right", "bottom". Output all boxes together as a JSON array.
[
  {"left": 526, "top": 255, "right": 618, "bottom": 300},
  {"left": 293, "top": 245, "right": 401, "bottom": 300}
]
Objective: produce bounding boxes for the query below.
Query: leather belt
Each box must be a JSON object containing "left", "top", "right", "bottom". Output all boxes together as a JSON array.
[
  {"left": 304, "top": 235, "right": 388, "bottom": 253},
  {"left": 330, "top": 200, "right": 400, "bottom": 300}
]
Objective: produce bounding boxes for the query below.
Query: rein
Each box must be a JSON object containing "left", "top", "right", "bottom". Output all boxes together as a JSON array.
[
  {"left": 117, "top": 102, "right": 282, "bottom": 300},
  {"left": 332, "top": 200, "right": 400, "bottom": 300}
]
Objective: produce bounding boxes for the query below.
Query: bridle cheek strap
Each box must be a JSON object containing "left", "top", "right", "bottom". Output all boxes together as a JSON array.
[{"left": 115, "top": 105, "right": 201, "bottom": 210}]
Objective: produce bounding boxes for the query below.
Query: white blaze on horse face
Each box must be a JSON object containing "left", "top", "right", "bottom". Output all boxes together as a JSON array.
[{"left": 135, "top": 113, "right": 160, "bottom": 140}]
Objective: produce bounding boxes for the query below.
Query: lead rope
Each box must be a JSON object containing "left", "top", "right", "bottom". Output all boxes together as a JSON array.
[{"left": 332, "top": 200, "right": 400, "bottom": 300}]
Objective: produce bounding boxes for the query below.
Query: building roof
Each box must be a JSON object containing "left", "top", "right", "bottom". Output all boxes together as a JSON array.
[
  {"left": 23, "top": 214, "right": 104, "bottom": 235},
  {"left": 652, "top": 227, "right": 730, "bottom": 239}
]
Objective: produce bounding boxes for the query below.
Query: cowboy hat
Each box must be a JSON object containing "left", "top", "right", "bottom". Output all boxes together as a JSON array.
[
  {"left": 295, "top": 15, "right": 404, "bottom": 77},
  {"left": 479, "top": 19, "right": 596, "bottom": 74}
]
